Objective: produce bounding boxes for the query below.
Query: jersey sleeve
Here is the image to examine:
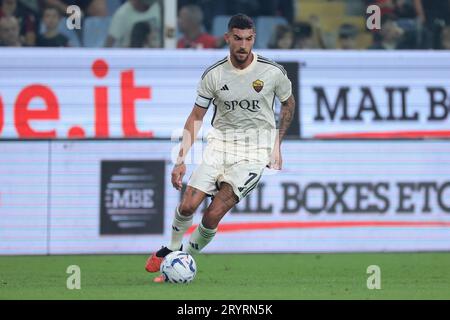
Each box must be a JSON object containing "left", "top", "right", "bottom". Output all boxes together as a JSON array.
[
  {"left": 275, "top": 70, "right": 292, "bottom": 103},
  {"left": 195, "top": 72, "right": 215, "bottom": 109}
]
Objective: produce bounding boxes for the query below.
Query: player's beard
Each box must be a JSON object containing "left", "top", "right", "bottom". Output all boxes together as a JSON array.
[{"left": 234, "top": 49, "right": 251, "bottom": 64}]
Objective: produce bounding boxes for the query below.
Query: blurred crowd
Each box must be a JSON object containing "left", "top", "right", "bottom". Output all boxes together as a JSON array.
[{"left": 0, "top": 0, "right": 449, "bottom": 50}]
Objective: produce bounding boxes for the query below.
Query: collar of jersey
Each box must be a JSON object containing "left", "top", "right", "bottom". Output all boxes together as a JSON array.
[{"left": 227, "top": 52, "right": 258, "bottom": 74}]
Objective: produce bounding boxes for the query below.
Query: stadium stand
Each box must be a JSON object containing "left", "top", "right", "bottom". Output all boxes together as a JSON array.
[
  {"left": 255, "top": 16, "right": 289, "bottom": 49},
  {"left": 211, "top": 15, "right": 232, "bottom": 37},
  {"left": 1, "top": 0, "right": 448, "bottom": 50},
  {"left": 83, "top": 16, "right": 112, "bottom": 47},
  {"left": 39, "top": 18, "right": 81, "bottom": 47},
  {"left": 106, "top": 0, "right": 123, "bottom": 16}
]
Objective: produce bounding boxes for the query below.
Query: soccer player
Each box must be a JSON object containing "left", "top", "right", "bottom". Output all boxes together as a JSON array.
[{"left": 145, "top": 14, "right": 295, "bottom": 282}]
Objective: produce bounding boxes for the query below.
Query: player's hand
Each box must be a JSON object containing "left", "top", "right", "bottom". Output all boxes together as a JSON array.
[
  {"left": 267, "top": 145, "right": 282, "bottom": 170},
  {"left": 171, "top": 163, "right": 186, "bottom": 190}
]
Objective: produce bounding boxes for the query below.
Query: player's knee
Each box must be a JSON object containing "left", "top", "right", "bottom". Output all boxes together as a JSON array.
[{"left": 178, "top": 202, "right": 197, "bottom": 217}]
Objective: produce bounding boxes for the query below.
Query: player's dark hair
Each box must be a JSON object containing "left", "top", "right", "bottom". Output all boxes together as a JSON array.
[{"left": 228, "top": 14, "right": 255, "bottom": 31}]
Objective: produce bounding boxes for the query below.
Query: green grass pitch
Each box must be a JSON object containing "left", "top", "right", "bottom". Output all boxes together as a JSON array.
[{"left": 0, "top": 253, "right": 449, "bottom": 300}]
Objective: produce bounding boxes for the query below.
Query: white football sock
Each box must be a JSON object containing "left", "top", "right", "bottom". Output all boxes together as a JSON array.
[
  {"left": 186, "top": 222, "right": 217, "bottom": 255},
  {"left": 168, "top": 206, "right": 193, "bottom": 251}
]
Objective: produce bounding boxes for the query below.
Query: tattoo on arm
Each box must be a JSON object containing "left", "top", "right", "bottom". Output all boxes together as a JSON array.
[{"left": 278, "top": 95, "right": 296, "bottom": 142}]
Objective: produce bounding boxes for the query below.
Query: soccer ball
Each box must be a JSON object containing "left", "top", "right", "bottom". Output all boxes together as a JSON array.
[{"left": 160, "top": 251, "right": 197, "bottom": 284}]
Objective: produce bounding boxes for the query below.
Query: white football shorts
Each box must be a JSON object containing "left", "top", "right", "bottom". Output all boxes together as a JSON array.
[{"left": 187, "top": 141, "right": 269, "bottom": 201}]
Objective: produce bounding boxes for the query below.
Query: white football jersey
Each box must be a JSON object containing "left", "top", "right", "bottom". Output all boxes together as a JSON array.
[{"left": 195, "top": 53, "right": 292, "bottom": 160}]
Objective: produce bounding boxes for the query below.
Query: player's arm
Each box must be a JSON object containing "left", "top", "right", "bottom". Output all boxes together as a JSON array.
[
  {"left": 269, "top": 94, "right": 296, "bottom": 170},
  {"left": 171, "top": 105, "right": 208, "bottom": 190},
  {"left": 278, "top": 94, "right": 296, "bottom": 143}
]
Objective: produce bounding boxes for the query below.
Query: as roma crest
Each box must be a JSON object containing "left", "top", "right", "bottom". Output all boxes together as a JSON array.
[{"left": 252, "top": 79, "right": 264, "bottom": 93}]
